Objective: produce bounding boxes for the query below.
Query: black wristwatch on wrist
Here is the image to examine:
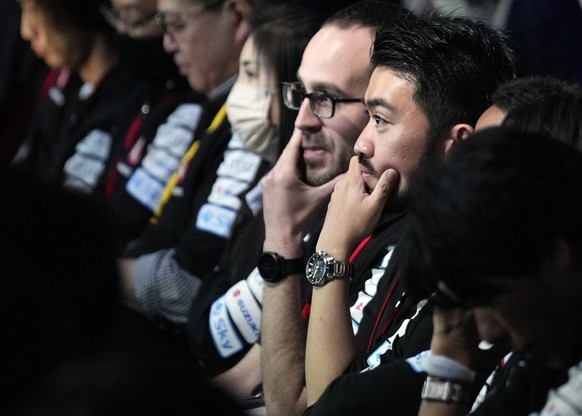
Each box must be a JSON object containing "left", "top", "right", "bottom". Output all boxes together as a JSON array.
[{"left": 258, "top": 251, "right": 304, "bottom": 283}]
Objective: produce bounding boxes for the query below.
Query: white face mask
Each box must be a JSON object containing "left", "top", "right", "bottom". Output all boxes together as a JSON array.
[{"left": 226, "top": 80, "right": 279, "bottom": 164}]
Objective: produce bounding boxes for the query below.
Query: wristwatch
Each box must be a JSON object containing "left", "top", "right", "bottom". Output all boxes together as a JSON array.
[
  {"left": 421, "top": 376, "right": 469, "bottom": 404},
  {"left": 258, "top": 251, "right": 304, "bottom": 283},
  {"left": 305, "top": 250, "right": 353, "bottom": 287}
]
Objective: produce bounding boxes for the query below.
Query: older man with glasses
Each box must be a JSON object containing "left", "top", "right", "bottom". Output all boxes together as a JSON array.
[
  {"left": 107, "top": 0, "right": 257, "bottom": 326},
  {"left": 153, "top": 0, "right": 253, "bottom": 95},
  {"left": 102, "top": 0, "right": 252, "bottom": 252}
]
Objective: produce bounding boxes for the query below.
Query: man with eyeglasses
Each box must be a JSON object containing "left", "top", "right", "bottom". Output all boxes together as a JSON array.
[
  {"left": 103, "top": 0, "right": 256, "bottom": 249},
  {"left": 112, "top": 0, "right": 258, "bottom": 326},
  {"left": 281, "top": 82, "right": 364, "bottom": 119},
  {"left": 175, "top": 0, "right": 408, "bottom": 409},
  {"left": 259, "top": 9, "right": 517, "bottom": 416},
  {"left": 113, "top": 0, "right": 364, "bottom": 380}
]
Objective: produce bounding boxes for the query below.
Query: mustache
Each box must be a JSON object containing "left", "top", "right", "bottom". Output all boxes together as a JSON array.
[
  {"left": 301, "top": 132, "right": 330, "bottom": 151},
  {"left": 358, "top": 154, "right": 378, "bottom": 177}
]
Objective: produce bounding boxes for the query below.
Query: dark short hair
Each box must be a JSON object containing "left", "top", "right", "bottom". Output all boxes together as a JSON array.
[
  {"left": 324, "top": 0, "right": 409, "bottom": 31},
  {"left": 402, "top": 127, "right": 582, "bottom": 305},
  {"left": 491, "top": 75, "right": 582, "bottom": 112},
  {"left": 25, "top": 0, "right": 114, "bottom": 67},
  {"left": 372, "top": 12, "right": 516, "bottom": 153},
  {"left": 503, "top": 88, "right": 582, "bottom": 150}
]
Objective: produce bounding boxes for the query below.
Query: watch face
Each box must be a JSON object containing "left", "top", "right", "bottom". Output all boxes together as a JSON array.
[
  {"left": 258, "top": 252, "right": 280, "bottom": 282},
  {"left": 306, "top": 252, "right": 328, "bottom": 286}
]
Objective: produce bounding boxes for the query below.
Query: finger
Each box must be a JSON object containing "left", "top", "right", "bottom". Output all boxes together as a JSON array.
[
  {"left": 370, "top": 168, "right": 399, "bottom": 203},
  {"left": 346, "top": 155, "right": 361, "bottom": 175},
  {"left": 319, "top": 171, "right": 345, "bottom": 194},
  {"left": 277, "top": 128, "right": 302, "bottom": 164},
  {"left": 266, "top": 129, "right": 303, "bottom": 181},
  {"left": 344, "top": 156, "right": 367, "bottom": 186}
]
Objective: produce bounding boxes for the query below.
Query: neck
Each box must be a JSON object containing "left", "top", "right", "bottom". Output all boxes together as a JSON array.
[{"left": 78, "top": 37, "right": 118, "bottom": 85}]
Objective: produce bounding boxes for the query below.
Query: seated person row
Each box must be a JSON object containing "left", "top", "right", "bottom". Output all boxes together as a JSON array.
[
  {"left": 409, "top": 81, "right": 582, "bottom": 416},
  {"left": 183, "top": 4, "right": 516, "bottom": 414},
  {"left": 12, "top": 0, "right": 150, "bottom": 198},
  {"left": 403, "top": 96, "right": 582, "bottom": 415}
]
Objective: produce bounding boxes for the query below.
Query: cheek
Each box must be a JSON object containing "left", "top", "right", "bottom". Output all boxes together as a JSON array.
[
  {"left": 375, "top": 137, "right": 422, "bottom": 188},
  {"left": 489, "top": 295, "right": 544, "bottom": 346},
  {"left": 44, "top": 35, "right": 71, "bottom": 69},
  {"left": 269, "top": 100, "right": 280, "bottom": 127},
  {"left": 474, "top": 308, "right": 510, "bottom": 344}
]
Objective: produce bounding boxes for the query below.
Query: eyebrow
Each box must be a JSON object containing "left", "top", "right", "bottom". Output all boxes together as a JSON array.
[
  {"left": 365, "top": 97, "right": 397, "bottom": 113},
  {"left": 241, "top": 60, "right": 256, "bottom": 68},
  {"left": 297, "top": 77, "right": 351, "bottom": 98}
]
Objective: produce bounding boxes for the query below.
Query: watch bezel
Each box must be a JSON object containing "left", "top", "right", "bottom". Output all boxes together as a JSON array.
[
  {"left": 258, "top": 251, "right": 304, "bottom": 283},
  {"left": 305, "top": 250, "right": 353, "bottom": 287},
  {"left": 305, "top": 251, "right": 328, "bottom": 286},
  {"left": 258, "top": 251, "right": 280, "bottom": 282}
]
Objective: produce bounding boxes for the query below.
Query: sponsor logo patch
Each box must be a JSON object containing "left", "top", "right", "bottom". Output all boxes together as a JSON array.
[
  {"left": 225, "top": 280, "right": 262, "bottom": 343},
  {"left": 209, "top": 296, "right": 244, "bottom": 358},
  {"left": 196, "top": 204, "right": 236, "bottom": 238}
]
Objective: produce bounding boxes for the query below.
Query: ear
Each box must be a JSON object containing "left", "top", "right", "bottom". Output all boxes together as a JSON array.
[
  {"left": 443, "top": 123, "right": 474, "bottom": 155},
  {"left": 225, "top": 0, "right": 253, "bottom": 45}
]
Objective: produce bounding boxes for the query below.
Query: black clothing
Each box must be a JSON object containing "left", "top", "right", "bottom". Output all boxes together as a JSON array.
[
  {"left": 0, "top": 2, "right": 48, "bottom": 165},
  {"left": 305, "top": 302, "right": 433, "bottom": 416},
  {"left": 186, "top": 210, "right": 319, "bottom": 376},
  {"left": 186, "top": 208, "right": 415, "bottom": 380},
  {"left": 471, "top": 353, "right": 568, "bottom": 416},
  {"left": 304, "top": 213, "right": 504, "bottom": 415},
  {"left": 104, "top": 78, "right": 208, "bottom": 249},
  {"left": 13, "top": 66, "right": 147, "bottom": 199}
]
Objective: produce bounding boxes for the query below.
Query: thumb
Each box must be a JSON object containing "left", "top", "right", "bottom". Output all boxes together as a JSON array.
[{"left": 371, "top": 168, "right": 399, "bottom": 203}]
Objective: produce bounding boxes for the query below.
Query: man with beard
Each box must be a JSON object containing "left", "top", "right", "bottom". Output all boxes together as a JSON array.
[{"left": 259, "top": 11, "right": 517, "bottom": 416}]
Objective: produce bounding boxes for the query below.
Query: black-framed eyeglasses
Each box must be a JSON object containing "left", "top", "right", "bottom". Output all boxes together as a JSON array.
[{"left": 281, "top": 82, "right": 363, "bottom": 119}]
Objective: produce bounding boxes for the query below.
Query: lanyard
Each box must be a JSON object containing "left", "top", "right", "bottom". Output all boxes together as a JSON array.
[{"left": 149, "top": 103, "right": 227, "bottom": 224}]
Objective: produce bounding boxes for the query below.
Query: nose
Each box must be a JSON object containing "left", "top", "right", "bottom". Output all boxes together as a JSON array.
[
  {"left": 354, "top": 119, "right": 374, "bottom": 157},
  {"left": 162, "top": 32, "right": 178, "bottom": 53},
  {"left": 20, "top": 13, "right": 34, "bottom": 41},
  {"left": 294, "top": 97, "right": 322, "bottom": 133}
]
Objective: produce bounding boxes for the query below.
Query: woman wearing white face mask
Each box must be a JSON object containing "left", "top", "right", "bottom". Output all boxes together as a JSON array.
[
  {"left": 226, "top": 3, "right": 323, "bottom": 165},
  {"left": 225, "top": 38, "right": 280, "bottom": 164},
  {"left": 185, "top": 3, "right": 339, "bottom": 400}
]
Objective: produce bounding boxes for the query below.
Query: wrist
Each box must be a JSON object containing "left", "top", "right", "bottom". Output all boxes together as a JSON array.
[
  {"left": 263, "top": 237, "right": 304, "bottom": 259},
  {"left": 421, "top": 376, "right": 471, "bottom": 404},
  {"left": 418, "top": 351, "right": 476, "bottom": 383}
]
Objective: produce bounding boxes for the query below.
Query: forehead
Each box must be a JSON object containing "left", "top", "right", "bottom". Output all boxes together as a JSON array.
[
  {"left": 475, "top": 105, "right": 507, "bottom": 132},
  {"left": 365, "top": 67, "right": 423, "bottom": 116},
  {"left": 239, "top": 36, "right": 273, "bottom": 82},
  {"left": 297, "top": 25, "right": 373, "bottom": 96},
  {"left": 19, "top": 0, "right": 44, "bottom": 14},
  {"left": 157, "top": 0, "right": 196, "bottom": 11},
  {"left": 240, "top": 34, "right": 257, "bottom": 61}
]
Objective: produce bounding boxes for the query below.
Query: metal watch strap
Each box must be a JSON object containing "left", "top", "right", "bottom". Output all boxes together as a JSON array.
[
  {"left": 329, "top": 258, "right": 353, "bottom": 279},
  {"left": 306, "top": 250, "right": 353, "bottom": 286},
  {"left": 421, "top": 376, "right": 469, "bottom": 404}
]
